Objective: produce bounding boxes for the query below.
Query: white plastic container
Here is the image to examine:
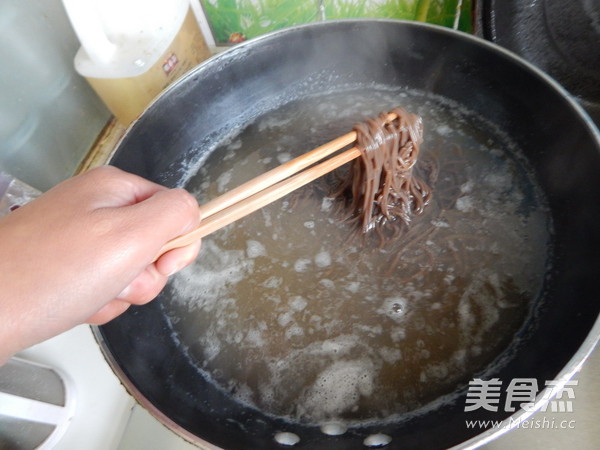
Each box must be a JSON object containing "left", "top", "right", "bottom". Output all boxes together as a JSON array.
[{"left": 62, "top": 0, "right": 211, "bottom": 125}]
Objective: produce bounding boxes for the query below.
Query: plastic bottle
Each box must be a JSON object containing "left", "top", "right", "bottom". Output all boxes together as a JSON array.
[{"left": 62, "top": 0, "right": 211, "bottom": 125}]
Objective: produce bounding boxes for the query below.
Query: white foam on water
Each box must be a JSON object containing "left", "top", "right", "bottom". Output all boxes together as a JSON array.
[
  {"left": 319, "top": 335, "right": 360, "bottom": 356},
  {"left": 353, "top": 324, "right": 383, "bottom": 337},
  {"left": 289, "top": 296, "right": 308, "bottom": 311},
  {"left": 258, "top": 115, "right": 294, "bottom": 131},
  {"left": 314, "top": 250, "right": 332, "bottom": 268},
  {"left": 294, "top": 258, "right": 312, "bottom": 273},
  {"left": 299, "top": 359, "right": 376, "bottom": 419},
  {"left": 390, "top": 328, "right": 406, "bottom": 343},
  {"left": 319, "top": 279, "right": 335, "bottom": 289},
  {"left": 431, "top": 218, "right": 450, "bottom": 228},
  {"left": 216, "top": 169, "right": 233, "bottom": 193},
  {"left": 277, "top": 152, "right": 292, "bottom": 164},
  {"left": 228, "top": 139, "right": 242, "bottom": 150},
  {"left": 455, "top": 195, "right": 475, "bottom": 212},
  {"left": 246, "top": 239, "right": 267, "bottom": 258},
  {"left": 436, "top": 124, "right": 452, "bottom": 136},
  {"left": 378, "top": 347, "right": 402, "bottom": 364},
  {"left": 460, "top": 180, "right": 474, "bottom": 194},
  {"left": 344, "top": 281, "right": 360, "bottom": 293},
  {"left": 245, "top": 328, "right": 265, "bottom": 348},
  {"left": 278, "top": 312, "right": 293, "bottom": 328},
  {"left": 285, "top": 324, "right": 305, "bottom": 340},
  {"left": 425, "top": 363, "right": 450, "bottom": 380},
  {"left": 321, "top": 197, "right": 334, "bottom": 212},
  {"left": 262, "top": 276, "right": 283, "bottom": 289},
  {"left": 170, "top": 240, "right": 253, "bottom": 310}
]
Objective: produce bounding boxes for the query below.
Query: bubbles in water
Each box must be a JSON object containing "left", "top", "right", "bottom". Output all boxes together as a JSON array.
[{"left": 378, "top": 297, "right": 407, "bottom": 322}]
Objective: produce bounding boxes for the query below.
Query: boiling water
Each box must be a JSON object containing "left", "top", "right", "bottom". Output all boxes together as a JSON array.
[{"left": 164, "top": 87, "right": 551, "bottom": 425}]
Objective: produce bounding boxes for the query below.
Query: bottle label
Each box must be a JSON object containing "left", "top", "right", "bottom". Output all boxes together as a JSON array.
[{"left": 85, "top": 8, "right": 212, "bottom": 125}]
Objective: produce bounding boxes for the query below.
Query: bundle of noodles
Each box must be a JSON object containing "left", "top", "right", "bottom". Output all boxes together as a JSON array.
[{"left": 333, "top": 107, "right": 433, "bottom": 235}]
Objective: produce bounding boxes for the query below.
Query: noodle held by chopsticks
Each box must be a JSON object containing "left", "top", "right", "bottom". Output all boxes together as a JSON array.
[{"left": 333, "top": 107, "right": 433, "bottom": 234}]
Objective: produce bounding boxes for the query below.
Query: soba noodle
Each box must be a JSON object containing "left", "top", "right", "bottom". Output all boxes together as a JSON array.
[{"left": 332, "top": 108, "right": 434, "bottom": 242}]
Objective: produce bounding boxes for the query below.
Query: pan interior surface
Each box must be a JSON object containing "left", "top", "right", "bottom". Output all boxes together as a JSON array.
[
  {"left": 164, "top": 85, "right": 552, "bottom": 427},
  {"left": 99, "top": 20, "right": 600, "bottom": 449}
]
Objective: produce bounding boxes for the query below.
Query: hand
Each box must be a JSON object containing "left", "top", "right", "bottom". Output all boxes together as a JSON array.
[{"left": 0, "top": 166, "right": 201, "bottom": 363}]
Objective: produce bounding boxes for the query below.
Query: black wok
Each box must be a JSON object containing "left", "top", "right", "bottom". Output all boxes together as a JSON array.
[{"left": 96, "top": 20, "right": 600, "bottom": 449}]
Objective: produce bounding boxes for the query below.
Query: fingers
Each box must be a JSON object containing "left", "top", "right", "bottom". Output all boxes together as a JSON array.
[
  {"left": 116, "top": 264, "right": 169, "bottom": 305},
  {"left": 115, "top": 241, "right": 200, "bottom": 304},
  {"left": 78, "top": 167, "right": 201, "bottom": 322},
  {"left": 116, "top": 188, "right": 201, "bottom": 261},
  {"left": 131, "top": 187, "right": 200, "bottom": 235},
  {"left": 83, "top": 168, "right": 202, "bottom": 327},
  {"left": 87, "top": 241, "right": 200, "bottom": 325},
  {"left": 48, "top": 166, "right": 167, "bottom": 210},
  {"left": 87, "top": 299, "right": 131, "bottom": 325},
  {"left": 88, "top": 166, "right": 201, "bottom": 250},
  {"left": 0, "top": 165, "right": 205, "bottom": 357},
  {"left": 154, "top": 240, "right": 202, "bottom": 277}
]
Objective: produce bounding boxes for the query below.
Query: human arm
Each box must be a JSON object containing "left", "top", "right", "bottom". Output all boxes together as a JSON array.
[{"left": 0, "top": 166, "right": 201, "bottom": 363}]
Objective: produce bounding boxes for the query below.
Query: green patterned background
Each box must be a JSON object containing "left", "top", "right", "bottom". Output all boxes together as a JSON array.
[{"left": 201, "top": 0, "right": 473, "bottom": 45}]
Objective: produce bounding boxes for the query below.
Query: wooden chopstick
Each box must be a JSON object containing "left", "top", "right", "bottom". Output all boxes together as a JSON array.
[
  {"left": 155, "top": 111, "right": 398, "bottom": 259},
  {"left": 198, "top": 131, "right": 358, "bottom": 219}
]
